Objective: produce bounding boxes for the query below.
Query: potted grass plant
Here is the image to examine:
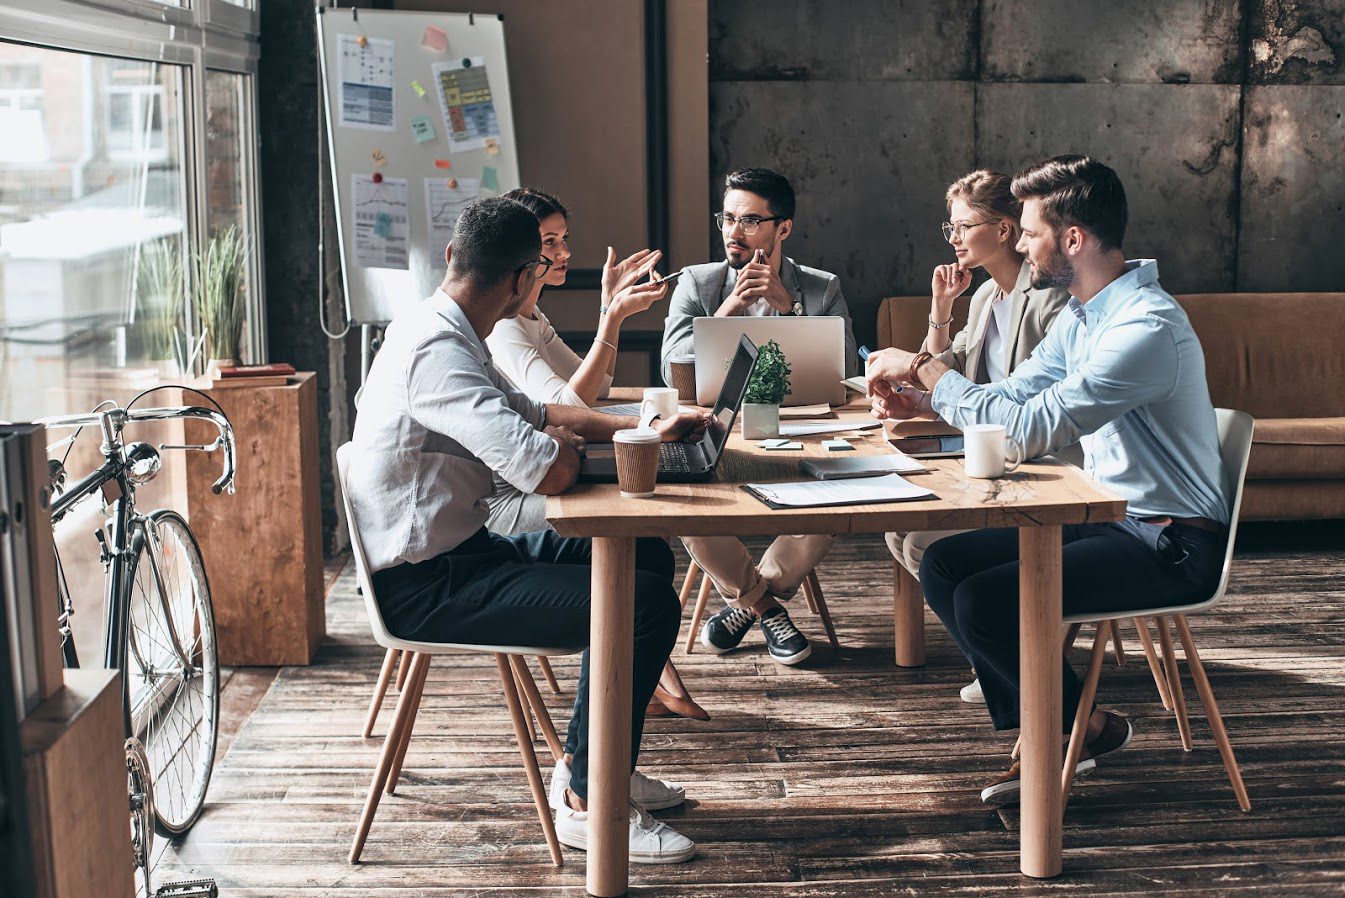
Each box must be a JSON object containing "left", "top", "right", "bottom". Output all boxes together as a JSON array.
[
  {"left": 192, "top": 225, "right": 248, "bottom": 375},
  {"left": 741, "top": 338, "right": 791, "bottom": 439},
  {"left": 133, "top": 238, "right": 186, "bottom": 375}
]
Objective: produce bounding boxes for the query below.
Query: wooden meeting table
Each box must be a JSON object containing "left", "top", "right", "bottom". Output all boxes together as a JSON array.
[{"left": 547, "top": 395, "right": 1125, "bottom": 895}]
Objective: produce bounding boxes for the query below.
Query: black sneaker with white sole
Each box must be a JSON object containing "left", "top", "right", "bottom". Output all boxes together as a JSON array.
[
  {"left": 759, "top": 606, "right": 811, "bottom": 666},
  {"left": 701, "top": 605, "right": 758, "bottom": 654}
]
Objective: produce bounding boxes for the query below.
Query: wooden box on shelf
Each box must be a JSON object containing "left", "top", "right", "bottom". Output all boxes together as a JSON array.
[
  {"left": 21, "top": 669, "right": 135, "bottom": 898},
  {"left": 184, "top": 371, "right": 324, "bottom": 665}
]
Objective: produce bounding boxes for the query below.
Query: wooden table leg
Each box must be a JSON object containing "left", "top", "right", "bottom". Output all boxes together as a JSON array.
[
  {"left": 588, "top": 536, "right": 635, "bottom": 897},
  {"left": 1019, "top": 525, "right": 1063, "bottom": 879},
  {"left": 892, "top": 560, "right": 925, "bottom": 667}
]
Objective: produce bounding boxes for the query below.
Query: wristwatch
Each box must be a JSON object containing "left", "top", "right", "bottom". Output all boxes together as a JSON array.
[{"left": 790, "top": 298, "right": 803, "bottom": 316}]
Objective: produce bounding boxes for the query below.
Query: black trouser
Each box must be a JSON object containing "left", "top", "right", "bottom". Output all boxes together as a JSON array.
[
  {"left": 920, "top": 520, "right": 1224, "bottom": 731},
  {"left": 372, "top": 528, "right": 681, "bottom": 800}
]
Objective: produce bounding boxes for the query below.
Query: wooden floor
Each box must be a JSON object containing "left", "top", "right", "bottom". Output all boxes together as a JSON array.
[{"left": 160, "top": 526, "right": 1345, "bottom": 896}]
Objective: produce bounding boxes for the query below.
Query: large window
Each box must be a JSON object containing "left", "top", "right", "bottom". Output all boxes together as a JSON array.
[{"left": 0, "top": 0, "right": 260, "bottom": 422}]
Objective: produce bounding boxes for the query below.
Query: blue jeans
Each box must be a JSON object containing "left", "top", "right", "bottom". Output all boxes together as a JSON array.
[
  {"left": 920, "top": 520, "right": 1224, "bottom": 731},
  {"left": 372, "top": 528, "right": 681, "bottom": 799}
]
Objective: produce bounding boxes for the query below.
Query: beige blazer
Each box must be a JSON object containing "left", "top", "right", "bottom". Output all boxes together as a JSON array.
[{"left": 924, "top": 259, "right": 1070, "bottom": 385}]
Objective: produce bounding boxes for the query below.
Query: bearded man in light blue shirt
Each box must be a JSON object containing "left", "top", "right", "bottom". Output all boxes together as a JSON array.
[{"left": 865, "top": 155, "right": 1229, "bottom": 806}]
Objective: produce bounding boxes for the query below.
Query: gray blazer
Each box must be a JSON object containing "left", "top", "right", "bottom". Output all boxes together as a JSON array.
[
  {"left": 660, "top": 257, "right": 859, "bottom": 385},
  {"left": 925, "top": 259, "right": 1070, "bottom": 385}
]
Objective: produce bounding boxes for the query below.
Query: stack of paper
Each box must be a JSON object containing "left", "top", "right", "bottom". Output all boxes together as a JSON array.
[
  {"left": 778, "top": 420, "right": 882, "bottom": 437},
  {"left": 743, "top": 473, "right": 934, "bottom": 508}
]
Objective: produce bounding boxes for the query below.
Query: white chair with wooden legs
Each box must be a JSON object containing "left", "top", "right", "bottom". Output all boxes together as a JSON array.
[
  {"left": 681, "top": 561, "right": 840, "bottom": 654},
  {"left": 338, "top": 446, "right": 582, "bottom": 865},
  {"left": 1059, "top": 409, "right": 1255, "bottom": 814}
]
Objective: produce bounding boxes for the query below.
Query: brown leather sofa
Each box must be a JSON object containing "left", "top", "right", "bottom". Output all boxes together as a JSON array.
[{"left": 877, "top": 292, "right": 1345, "bottom": 521}]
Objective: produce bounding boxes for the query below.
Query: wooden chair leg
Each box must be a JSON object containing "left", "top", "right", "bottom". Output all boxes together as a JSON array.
[
  {"left": 497, "top": 655, "right": 564, "bottom": 867},
  {"left": 801, "top": 570, "right": 840, "bottom": 650},
  {"left": 363, "top": 648, "right": 399, "bottom": 738},
  {"left": 678, "top": 560, "right": 702, "bottom": 608},
  {"left": 1133, "top": 616, "right": 1174, "bottom": 710},
  {"left": 1062, "top": 622, "right": 1113, "bottom": 806},
  {"left": 349, "top": 652, "right": 430, "bottom": 864},
  {"left": 395, "top": 649, "right": 411, "bottom": 691},
  {"left": 386, "top": 654, "right": 431, "bottom": 795},
  {"left": 1174, "top": 615, "right": 1251, "bottom": 812},
  {"left": 1110, "top": 619, "right": 1128, "bottom": 667},
  {"left": 511, "top": 655, "right": 565, "bottom": 762},
  {"left": 1155, "top": 615, "right": 1194, "bottom": 751},
  {"left": 1062, "top": 622, "right": 1082, "bottom": 654},
  {"left": 512, "top": 663, "right": 539, "bottom": 746},
  {"left": 892, "top": 560, "right": 925, "bottom": 667},
  {"left": 534, "top": 655, "right": 561, "bottom": 695},
  {"left": 1011, "top": 734, "right": 1021, "bottom": 760},
  {"left": 684, "top": 572, "right": 714, "bottom": 655}
]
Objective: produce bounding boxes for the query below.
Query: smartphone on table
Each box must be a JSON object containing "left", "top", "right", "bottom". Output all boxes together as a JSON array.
[{"left": 890, "top": 434, "right": 965, "bottom": 458}]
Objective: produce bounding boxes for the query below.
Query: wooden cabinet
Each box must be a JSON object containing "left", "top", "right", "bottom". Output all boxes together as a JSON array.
[
  {"left": 21, "top": 669, "right": 135, "bottom": 898},
  {"left": 185, "top": 372, "right": 325, "bottom": 665}
]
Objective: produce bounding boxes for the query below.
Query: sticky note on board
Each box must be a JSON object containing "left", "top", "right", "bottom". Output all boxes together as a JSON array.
[
  {"left": 410, "top": 115, "right": 436, "bottom": 142},
  {"left": 373, "top": 212, "right": 393, "bottom": 239},
  {"left": 480, "top": 166, "right": 499, "bottom": 192},
  {"left": 485, "top": 137, "right": 500, "bottom": 156},
  {"left": 422, "top": 25, "right": 448, "bottom": 52},
  {"left": 411, "top": 80, "right": 427, "bottom": 97},
  {"left": 371, "top": 148, "right": 388, "bottom": 168},
  {"left": 433, "top": 159, "right": 452, "bottom": 169}
]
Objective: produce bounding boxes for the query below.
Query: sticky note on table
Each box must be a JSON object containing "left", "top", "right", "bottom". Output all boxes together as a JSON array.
[
  {"left": 765, "top": 441, "right": 804, "bottom": 451},
  {"left": 422, "top": 25, "right": 448, "bottom": 52},
  {"left": 410, "top": 115, "right": 436, "bottom": 142},
  {"left": 480, "top": 165, "right": 499, "bottom": 192},
  {"left": 759, "top": 438, "right": 790, "bottom": 449},
  {"left": 411, "top": 80, "right": 427, "bottom": 98},
  {"left": 373, "top": 212, "right": 393, "bottom": 239},
  {"left": 823, "top": 439, "right": 855, "bottom": 451}
]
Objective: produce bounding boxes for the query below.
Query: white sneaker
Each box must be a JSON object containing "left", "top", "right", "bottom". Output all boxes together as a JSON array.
[
  {"left": 549, "top": 759, "right": 686, "bottom": 811},
  {"left": 555, "top": 798, "right": 696, "bottom": 864},
  {"left": 960, "top": 677, "right": 986, "bottom": 704}
]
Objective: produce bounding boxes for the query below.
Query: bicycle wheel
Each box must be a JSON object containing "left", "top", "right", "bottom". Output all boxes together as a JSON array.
[{"left": 123, "top": 509, "right": 219, "bottom": 837}]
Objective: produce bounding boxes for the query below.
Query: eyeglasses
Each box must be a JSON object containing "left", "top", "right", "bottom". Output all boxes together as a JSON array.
[
  {"left": 715, "top": 212, "right": 783, "bottom": 237},
  {"left": 941, "top": 220, "right": 996, "bottom": 241},
  {"left": 517, "top": 254, "right": 554, "bottom": 277}
]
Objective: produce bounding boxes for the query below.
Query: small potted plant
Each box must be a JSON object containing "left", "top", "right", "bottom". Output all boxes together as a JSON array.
[
  {"left": 192, "top": 225, "right": 248, "bottom": 375},
  {"left": 741, "top": 338, "right": 791, "bottom": 439}
]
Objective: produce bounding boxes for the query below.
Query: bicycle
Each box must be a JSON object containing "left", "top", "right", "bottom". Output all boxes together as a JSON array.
[{"left": 39, "top": 400, "right": 235, "bottom": 842}]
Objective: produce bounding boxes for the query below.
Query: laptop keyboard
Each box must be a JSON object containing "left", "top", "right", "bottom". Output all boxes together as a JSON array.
[{"left": 658, "top": 442, "right": 693, "bottom": 473}]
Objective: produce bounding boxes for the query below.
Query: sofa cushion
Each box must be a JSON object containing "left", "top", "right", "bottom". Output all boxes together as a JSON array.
[
  {"left": 1175, "top": 293, "right": 1345, "bottom": 419},
  {"left": 878, "top": 295, "right": 972, "bottom": 354},
  {"left": 1248, "top": 418, "right": 1345, "bottom": 480}
]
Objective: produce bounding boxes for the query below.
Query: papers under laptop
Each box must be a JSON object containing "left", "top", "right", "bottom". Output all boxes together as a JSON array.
[{"left": 743, "top": 473, "right": 935, "bottom": 509}]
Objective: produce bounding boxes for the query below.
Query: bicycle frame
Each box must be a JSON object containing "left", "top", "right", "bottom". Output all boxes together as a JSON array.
[{"left": 44, "top": 405, "right": 234, "bottom": 672}]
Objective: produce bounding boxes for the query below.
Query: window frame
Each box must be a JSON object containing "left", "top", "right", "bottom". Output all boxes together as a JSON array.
[{"left": 0, "top": 0, "right": 266, "bottom": 364}]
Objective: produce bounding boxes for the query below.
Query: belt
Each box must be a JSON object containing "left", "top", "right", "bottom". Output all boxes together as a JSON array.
[{"left": 1140, "top": 515, "right": 1224, "bottom": 534}]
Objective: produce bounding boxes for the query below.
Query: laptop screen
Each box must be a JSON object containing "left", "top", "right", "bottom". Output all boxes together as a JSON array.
[{"left": 700, "top": 334, "right": 758, "bottom": 462}]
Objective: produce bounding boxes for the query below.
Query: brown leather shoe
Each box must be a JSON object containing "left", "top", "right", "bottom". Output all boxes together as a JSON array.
[{"left": 1082, "top": 710, "right": 1133, "bottom": 762}]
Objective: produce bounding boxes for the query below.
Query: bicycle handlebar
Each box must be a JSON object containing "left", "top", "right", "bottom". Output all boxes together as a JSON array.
[{"left": 38, "top": 405, "right": 237, "bottom": 495}]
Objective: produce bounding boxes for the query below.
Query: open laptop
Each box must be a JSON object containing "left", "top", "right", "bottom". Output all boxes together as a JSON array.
[
  {"left": 692, "top": 316, "right": 846, "bottom": 407},
  {"left": 579, "top": 334, "right": 758, "bottom": 483}
]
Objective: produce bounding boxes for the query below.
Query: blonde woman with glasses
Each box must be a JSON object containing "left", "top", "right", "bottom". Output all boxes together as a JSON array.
[{"left": 886, "top": 169, "right": 1073, "bottom": 703}]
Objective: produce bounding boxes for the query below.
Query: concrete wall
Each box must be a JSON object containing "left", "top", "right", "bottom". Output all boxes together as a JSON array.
[{"left": 709, "top": 0, "right": 1345, "bottom": 348}]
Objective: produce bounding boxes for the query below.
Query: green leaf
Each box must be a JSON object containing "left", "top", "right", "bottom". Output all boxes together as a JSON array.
[{"left": 744, "top": 339, "right": 791, "bottom": 405}]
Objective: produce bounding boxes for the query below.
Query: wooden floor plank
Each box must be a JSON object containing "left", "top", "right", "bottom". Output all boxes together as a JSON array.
[{"left": 158, "top": 531, "right": 1345, "bottom": 896}]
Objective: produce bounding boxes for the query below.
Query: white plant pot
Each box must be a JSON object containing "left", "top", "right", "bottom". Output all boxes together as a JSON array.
[{"left": 741, "top": 402, "right": 780, "bottom": 440}]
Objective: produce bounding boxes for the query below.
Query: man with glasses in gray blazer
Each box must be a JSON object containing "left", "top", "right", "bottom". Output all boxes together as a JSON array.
[{"left": 658, "top": 168, "right": 855, "bottom": 667}]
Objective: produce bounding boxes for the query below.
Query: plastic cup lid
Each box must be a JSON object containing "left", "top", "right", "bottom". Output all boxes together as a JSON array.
[{"left": 614, "top": 427, "right": 661, "bottom": 444}]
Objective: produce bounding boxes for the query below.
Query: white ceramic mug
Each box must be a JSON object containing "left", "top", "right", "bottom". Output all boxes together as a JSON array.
[
  {"left": 963, "top": 423, "right": 1024, "bottom": 479},
  {"left": 639, "top": 387, "right": 679, "bottom": 426}
]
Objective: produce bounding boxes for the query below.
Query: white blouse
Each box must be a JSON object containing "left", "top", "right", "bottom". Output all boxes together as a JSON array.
[{"left": 486, "top": 308, "right": 613, "bottom": 408}]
